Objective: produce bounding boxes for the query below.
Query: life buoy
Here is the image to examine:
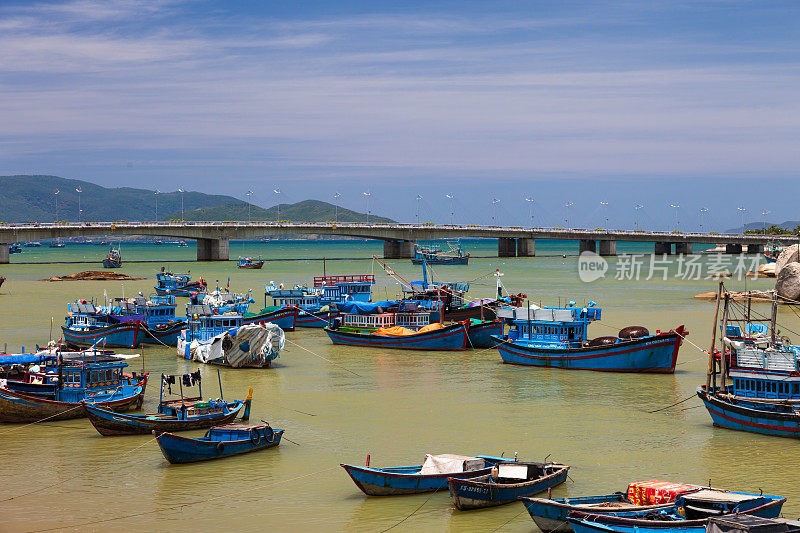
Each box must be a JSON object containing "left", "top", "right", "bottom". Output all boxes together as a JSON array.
[{"left": 250, "top": 428, "right": 261, "bottom": 445}]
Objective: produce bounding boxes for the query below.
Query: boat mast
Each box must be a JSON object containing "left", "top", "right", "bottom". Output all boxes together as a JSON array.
[
  {"left": 706, "top": 281, "right": 724, "bottom": 393},
  {"left": 769, "top": 290, "right": 779, "bottom": 347},
  {"left": 718, "top": 292, "right": 730, "bottom": 389}
]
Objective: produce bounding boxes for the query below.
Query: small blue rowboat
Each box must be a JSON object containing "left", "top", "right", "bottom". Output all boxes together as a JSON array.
[
  {"left": 242, "top": 306, "right": 298, "bottom": 331},
  {"left": 566, "top": 489, "right": 786, "bottom": 533},
  {"left": 325, "top": 322, "right": 468, "bottom": 351},
  {"left": 466, "top": 320, "right": 503, "bottom": 349},
  {"left": 448, "top": 461, "right": 569, "bottom": 510},
  {"left": 341, "top": 454, "right": 507, "bottom": 496},
  {"left": 154, "top": 422, "right": 283, "bottom": 463},
  {"left": 494, "top": 330, "right": 684, "bottom": 373}
]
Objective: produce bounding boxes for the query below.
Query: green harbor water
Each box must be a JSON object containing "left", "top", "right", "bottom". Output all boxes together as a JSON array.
[{"left": 0, "top": 240, "right": 796, "bottom": 533}]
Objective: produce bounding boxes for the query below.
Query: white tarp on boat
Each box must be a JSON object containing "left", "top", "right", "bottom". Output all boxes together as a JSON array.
[
  {"left": 418, "top": 454, "right": 485, "bottom": 475},
  {"left": 178, "top": 323, "right": 285, "bottom": 368}
]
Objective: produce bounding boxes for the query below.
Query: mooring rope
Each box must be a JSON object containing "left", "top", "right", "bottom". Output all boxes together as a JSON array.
[
  {"left": 284, "top": 338, "right": 362, "bottom": 377},
  {"left": 380, "top": 486, "right": 441, "bottom": 533},
  {"left": 0, "top": 404, "right": 83, "bottom": 433},
  {"left": 489, "top": 509, "right": 529, "bottom": 532}
]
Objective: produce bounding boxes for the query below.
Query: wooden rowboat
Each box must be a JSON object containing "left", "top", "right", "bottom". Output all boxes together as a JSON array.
[{"left": 154, "top": 422, "right": 283, "bottom": 463}]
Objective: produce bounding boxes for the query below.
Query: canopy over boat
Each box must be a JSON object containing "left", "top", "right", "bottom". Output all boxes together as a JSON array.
[
  {"left": 419, "top": 454, "right": 485, "bottom": 475},
  {"left": 334, "top": 301, "right": 398, "bottom": 315}
]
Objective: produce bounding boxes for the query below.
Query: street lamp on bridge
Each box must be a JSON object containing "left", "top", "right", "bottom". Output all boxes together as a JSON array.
[
  {"left": 446, "top": 194, "right": 454, "bottom": 225},
  {"left": 363, "top": 191, "right": 372, "bottom": 224},
  {"left": 600, "top": 200, "right": 609, "bottom": 230},
  {"left": 564, "top": 201, "right": 574, "bottom": 228},
  {"left": 415, "top": 195, "right": 423, "bottom": 224},
  {"left": 761, "top": 210, "right": 771, "bottom": 234},
  {"left": 525, "top": 197, "right": 534, "bottom": 228},
  {"left": 699, "top": 207, "right": 708, "bottom": 233},
  {"left": 178, "top": 188, "right": 185, "bottom": 221},
  {"left": 333, "top": 192, "right": 341, "bottom": 224},
  {"left": 737, "top": 206, "right": 747, "bottom": 234},
  {"left": 246, "top": 190, "right": 254, "bottom": 223},
  {"left": 491, "top": 198, "right": 500, "bottom": 226},
  {"left": 634, "top": 204, "right": 643, "bottom": 230},
  {"left": 75, "top": 187, "right": 82, "bottom": 222},
  {"left": 669, "top": 203, "right": 680, "bottom": 231},
  {"left": 154, "top": 190, "right": 160, "bottom": 222},
  {"left": 54, "top": 189, "right": 60, "bottom": 222},
  {"left": 273, "top": 188, "right": 281, "bottom": 222}
]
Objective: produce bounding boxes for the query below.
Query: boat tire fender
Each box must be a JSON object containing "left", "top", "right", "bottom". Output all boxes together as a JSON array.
[
  {"left": 216, "top": 442, "right": 225, "bottom": 453},
  {"left": 250, "top": 428, "right": 261, "bottom": 445},
  {"left": 618, "top": 326, "right": 649, "bottom": 339},
  {"left": 588, "top": 336, "right": 617, "bottom": 347}
]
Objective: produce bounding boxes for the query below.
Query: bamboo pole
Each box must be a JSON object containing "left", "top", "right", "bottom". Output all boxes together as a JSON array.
[
  {"left": 706, "top": 281, "right": 724, "bottom": 393},
  {"left": 719, "top": 293, "right": 730, "bottom": 388}
]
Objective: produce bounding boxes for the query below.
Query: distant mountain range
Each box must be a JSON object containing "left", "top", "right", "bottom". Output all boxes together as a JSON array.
[
  {"left": 727, "top": 221, "right": 800, "bottom": 233},
  {"left": 0, "top": 175, "right": 394, "bottom": 223}
]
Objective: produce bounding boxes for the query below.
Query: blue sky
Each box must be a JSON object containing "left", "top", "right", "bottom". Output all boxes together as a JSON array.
[{"left": 1, "top": 1, "right": 798, "bottom": 229}]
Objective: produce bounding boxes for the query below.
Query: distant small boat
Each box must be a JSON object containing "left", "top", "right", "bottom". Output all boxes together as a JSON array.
[
  {"left": 411, "top": 241, "right": 469, "bottom": 265},
  {"left": 24, "top": 241, "right": 42, "bottom": 247},
  {"left": 9, "top": 243, "right": 22, "bottom": 254},
  {"left": 154, "top": 240, "right": 164, "bottom": 245},
  {"left": 103, "top": 246, "right": 122, "bottom": 268},
  {"left": 154, "top": 422, "right": 283, "bottom": 463},
  {"left": 177, "top": 241, "right": 188, "bottom": 247},
  {"left": 341, "top": 454, "right": 507, "bottom": 496},
  {"left": 0, "top": 276, "right": 4, "bottom": 288},
  {"left": 237, "top": 256, "right": 264, "bottom": 269},
  {"left": 155, "top": 270, "right": 207, "bottom": 297},
  {"left": 49, "top": 241, "right": 65, "bottom": 248},
  {"left": 448, "top": 460, "right": 569, "bottom": 510}
]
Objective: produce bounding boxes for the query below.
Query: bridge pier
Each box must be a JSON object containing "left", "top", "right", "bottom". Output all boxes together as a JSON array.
[
  {"left": 498, "top": 238, "right": 517, "bottom": 257},
  {"left": 674, "top": 242, "right": 692, "bottom": 255},
  {"left": 517, "top": 238, "right": 535, "bottom": 257},
  {"left": 384, "top": 240, "right": 413, "bottom": 259},
  {"left": 579, "top": 240, "right": 596, "bottom": 254},
  {"left": 654, "top": 242, "right": 672, "bottom": 255},
  {"left": 0, "top": 244, "right": 8, "bottom": 264},
  {"left": 725, "top": 244, "right": 743, "bottom": 254},
  {"left": 196, "top": 237, "right": 229, "bottom": 261},
  {"left": 598, "top": 240, "right": 616, "bottom": 256},
  {"left": 747, "top": 244, "right": 763, "bottom": 254}
]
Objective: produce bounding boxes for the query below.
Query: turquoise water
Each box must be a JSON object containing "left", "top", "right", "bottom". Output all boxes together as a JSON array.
[{"left": 0, "top": 240, "right": 793, "bottom": 533}]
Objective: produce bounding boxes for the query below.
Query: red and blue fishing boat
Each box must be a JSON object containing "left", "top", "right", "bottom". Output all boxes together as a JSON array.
[
  {"left": 102, "top": 245, "right": 122, "bottom": 268},
  {"left": 237, "top": 256, "right": 264, "bottom": 269},
  {"left": 83, "top": 371, "right": 252, "bottom": 435},
  {"left": 448, "top": 460, "right": 569, "bottom": 510},
  {"left": 62, "top": 301, "right": 144, "bottom": 348},
  {"left": 411, "top": 240, "right": 469, "bottom": 265},
  {"left": 698, "top": 286, "right": 800, "bottom": 438},
  {"left": 341, "top": 454, "right": 508, "bottom": 496},
  {"left": 101, "top": 295, "right": 186, "bottom": 346},
  {"left": 566, "top": 489, "right": 786, "bottom": 533},
  {"left": 493, "top": 304, "right": 686, "bottom": 373},
  {"left": 0, "top": 350, "right": 147, "bottom": 422},
  {"left": 154, "top": 269, "right": 207, "bottom": 297},
  {"left": 242, "top": 306, "right": 297, "bottom": 331},
  {"left": 154, "top": 422, "right": 283, "bottom": 463}
]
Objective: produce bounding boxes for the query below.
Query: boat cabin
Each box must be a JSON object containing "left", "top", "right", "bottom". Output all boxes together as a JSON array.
[
  {"left": 184, "top": 305, "right": 243, "bottom": 343},
  {"left": 507, "top": 306, "right": 603, "bottom": 348}
]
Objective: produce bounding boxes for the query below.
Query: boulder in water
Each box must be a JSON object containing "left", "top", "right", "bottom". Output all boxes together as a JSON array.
[
  {"left": 618, "top": 326, "right": 650, "bottom": 339},
  {"left": 775, "top": 244, "right": 800, "bottom": 275},
  {"left": 776, "top": 262, "right": 800, "bottom": 302}
]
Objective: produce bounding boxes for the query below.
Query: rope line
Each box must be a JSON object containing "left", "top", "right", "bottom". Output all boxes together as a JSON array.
[
  {"left": 284, "top": 339, "right": 362, "bottom": 377},
  {"left": 489, "top": 509, "right": 528, "bottom": 532},
  {"left": 380, "top": 487, "right": 441, "bottom": 533},
  {"left": 0, "top": 404, "right": 83, "bottom": 433}
]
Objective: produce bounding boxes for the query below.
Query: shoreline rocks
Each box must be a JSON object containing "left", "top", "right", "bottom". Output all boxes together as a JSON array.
[{"left": 41, "top": 271, "right": 146, "bottom": 282}]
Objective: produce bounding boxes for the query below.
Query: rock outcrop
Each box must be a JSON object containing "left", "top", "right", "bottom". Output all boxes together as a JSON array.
[
  {"left": 775, "top": 244, "right": 800, "bottom": 275},
  {"left": 775, "top": 262, "right": 800, "bottom": 302}
]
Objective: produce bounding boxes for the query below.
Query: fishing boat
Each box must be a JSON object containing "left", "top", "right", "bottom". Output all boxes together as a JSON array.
[
  {"left": 266, "top": 272, "right": 375, "bottom": 328},
  {"left": 0, "top": 276, "right": 4, "bottom": 288},
  {"left": 341, "top": 454, "right": 508, "bottom": 496},
  {"left": 697, "top": 285, "right": 800, "bottom": 438},
  {"left": 100, "top": 295, "right": 186, "bottom": 346},
  {"left": 325, "top": 301, "right": 469, "bottom": 351},
  {"left": 178, "top": 304, "right": 284, "bottom": 368},
  {"left": 566, "top": 489, "right": 786, "bottom": 533},
  {"left": 49, "top": 240, "right": 65, "bottom": 248},
  {"left": 237, "top": 256, "right": 264, "bottom": 269},
  {"left": 242, "top": 306, "right": 298, "bottom": 331},
  {"left": 62, "top": 301, "right": 144, "bottom": 348},
  {"left": 191, "top": 288, "right": 254, "bottom": 315},
  {"left": 522, "top": 480, "right": 703, "bottom": 532},
  {"left": 0, "top": 350, "right": 147, "bottom": 423},
  {"left": 9, "top": 243, "right": 21, "bottom": 254},
  {"left": 24, "top": 241, "right": 42, "bottom": 247},
  {"left": 465, "top": 319, "right": 504, "bottom": 348},
  {"left": 102, "top": 246, "right": 122, "bottom": 268},
  {"left": 154, "top": 422, "right": 283, "bottom": 463},
  {"left": 411, "top": 240, "right": 469, "bottom": 265},
  {"left": 493, "top": 303, "right": 687, "bottom": 373},
  {"left": 154, "top": 269, "right": 207, "bottom": 297},
  {"left": 448, "top": 459, "right": 569, "bottom": 510},
  {"left": 178, "top": 240, "right": 188, "bottom": 247},
  {"left": 83, "top": 371, "right": 252, "bottom": 435}
]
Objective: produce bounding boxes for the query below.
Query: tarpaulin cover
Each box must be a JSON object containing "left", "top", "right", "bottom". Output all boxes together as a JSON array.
[
  {"left": 419, "top": 454, "right": 485, "bottom": 475},
  {"left": 418, "top": 323, "right": 443, "bottom": 333},
  {"left": 627, "top": 480, "right": 698, "bottom": 506},
  {"left": 467, "top": 298, "right": 498, "bottom": 308},
  {"left": 0, "top": 354, "right": 53, "bottom": 365},
  {"left": 335, "top": 301, "right": 397, "bottom": 315},
  {"left": 371, "top": 326, "right": 415, "bottom": 336}
]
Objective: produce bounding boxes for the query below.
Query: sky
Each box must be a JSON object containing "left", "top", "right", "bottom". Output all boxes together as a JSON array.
[{"left": 0, "top": 0, "right": 798, "bottom": 230}]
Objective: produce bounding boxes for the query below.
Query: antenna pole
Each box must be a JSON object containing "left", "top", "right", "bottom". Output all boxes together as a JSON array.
[{"left": 706, "top": 281, "right": 724, "bottom": 393}]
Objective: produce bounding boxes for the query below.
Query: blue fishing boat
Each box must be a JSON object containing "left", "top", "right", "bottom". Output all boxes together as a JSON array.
[
  {"left": 154, "top": 422, "right": 283, "bottom": 463},
  {"left": 493, "top": 304, "right": 687, "bottom": 373},
  {"left": 191, "top": 288, "right": 254, "bottom": 315},
  {"left": 522, "top": 480, "right": 703, "bottom": 532},
  {"left": 266, "top": 272, "right": 376, "bottom": 328},
  {"left": 100, "top": 295, "right": 186, "bottom": 345},
  {"left": 83, "top": 370, "right": 252, "bottom": 435},
  {"left": 9, "top": 243, "right": 21, "bottom": 254},
  {"left": 0, "top": 276, "right": 4, "bottom": 288},
  {"left": 411, "top": 240, "right": 469, "bottom": 265},
  {"left": 466, "top": 319, "right": 504, "bottom": 348},
  {"left": 341, "top": 454, "right": 507, "bottom": 496},
  {"left": 154, "top": 269, "right": 207, "bottom": 297},
  {"left": 178, "top": 304, "right": 284, "bottom": 368},
  {"left": 0, "top": 350, "right": 147, "bottom": 422},
  {"left": 698, "top": 287, "right": 800, "bottom": 438},
  {"left": 237, "top": 256, "right": 264, "bottom": 269},
  {"left": 102, "top": 246, "right": 122, "bottom": 268},
  {"left": 448, "top": 460, "right": 569, "bottom": 510},
  {"left": 566, "top": 489, "right": 786, "bottom": 533},
  {"left": 62, "top": 301, "right": 144, "bottom": 348}
]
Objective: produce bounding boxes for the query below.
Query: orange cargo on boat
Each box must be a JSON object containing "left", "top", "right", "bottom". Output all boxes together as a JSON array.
[{"left": 627, "top": 480, "right": 698, "bottom": 506}]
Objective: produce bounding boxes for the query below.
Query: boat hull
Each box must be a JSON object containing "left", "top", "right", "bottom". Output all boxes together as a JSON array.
[
  {"left": 341, "top": 463, "right": 494, "bottom": 495},
  {"left": 103, "top": 260, "right": 122, "bottom": 268},
  {"left": 61, "top": 322, "right": 143, "bottom": 348},
  {"left": 445, "top": 306, "right": 497, "bottom": 321},
  {"left": 155, "top": 428, "right": 283, "bottom": 463},
  {"left": 243, "top": 307, "right": 297, "bottom": 331},
  {"left": 698, "top": 387, "right": 800, "bottom": 438},
  {"left": 295, "top": 310, "right": 331, "bottom": 328},
  {"left": 467, "top": 321, "right": 504, "bottom": 349},
  {"left": 83, "top": 401, "right": 246, "bottom": 436},
  {"left": 0, "top": 380, "right": 146, "bottom": 423},
  {"left": 143, "top": 321, "right": 186, "bottom": 346},
  {"left": 495, "top": 332, "right": 682, "bottom": 373},
  {"left": 324, "top": 323, "right": 468, "bottom": 351},
  {"left": 237, "top": 262, "right": 264, "bottom": 269},
  {"left": 411, "top": 256, "right": 469, "bottom": 265},
  {"left": 154, "top": 283, "right": 206, "bottom": 298},
  {"left": 448, "top": 466, "right": 569, "bottom": 510}
]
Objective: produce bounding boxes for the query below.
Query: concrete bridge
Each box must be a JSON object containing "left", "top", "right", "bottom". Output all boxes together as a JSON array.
[{"left": 0, "top": 221, "right": 794, "bottom": 263}]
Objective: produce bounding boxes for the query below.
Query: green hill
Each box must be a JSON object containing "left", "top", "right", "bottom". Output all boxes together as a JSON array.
[
  {"left": 0, "top": 175, "right": 393, "bottom": 223},
  {"left": 175, "top": 199, "right": 394, "bottom": 223}
]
